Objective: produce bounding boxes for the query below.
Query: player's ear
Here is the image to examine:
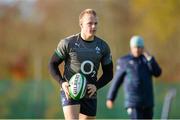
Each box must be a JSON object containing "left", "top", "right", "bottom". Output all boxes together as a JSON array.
[
  {"left": 79, "top": 22, "right": 82, "bottom": 27},
  {"left": 79, "top": 19, "right": 83, "bottom": 27}
]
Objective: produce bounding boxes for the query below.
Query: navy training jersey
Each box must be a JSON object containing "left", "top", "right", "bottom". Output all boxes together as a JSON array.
[{"left": 55, "top": 33, "right": 112, "bottom": 84}]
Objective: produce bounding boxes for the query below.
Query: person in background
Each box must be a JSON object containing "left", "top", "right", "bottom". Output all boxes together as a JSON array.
[
  {"left": 106, "top": 35, "right": 162, "bottom": 119},
  {"left": 49, "top": 9, "right": 113, "bottom": 119},
  {"left": 9, "top": 51, "right": 29, "bottom": 80}
]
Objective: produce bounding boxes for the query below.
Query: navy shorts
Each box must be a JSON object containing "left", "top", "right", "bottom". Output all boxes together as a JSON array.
[{"left": 60, "top": 90, "right": 97, "bottom": 116}]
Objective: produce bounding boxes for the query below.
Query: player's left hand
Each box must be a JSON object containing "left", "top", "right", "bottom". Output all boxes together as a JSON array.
[{"left": 87, "top": 84, "right": 97, "bottom": 98}]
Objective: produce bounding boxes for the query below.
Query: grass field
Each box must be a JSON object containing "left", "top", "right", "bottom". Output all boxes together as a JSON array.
[{"left": 0, "top": 79, "right": 179, "bottom": 119}]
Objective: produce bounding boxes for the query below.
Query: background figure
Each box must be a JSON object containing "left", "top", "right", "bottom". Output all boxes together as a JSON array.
[
  {"left": 8, "top": 51, "right": 29, "bottom": 80},
  {"left": 106, "top": 36, "right": 162, "bottom": 119},
  {"left": 49, "top": 9, "right": 113, "bottom": 119}
]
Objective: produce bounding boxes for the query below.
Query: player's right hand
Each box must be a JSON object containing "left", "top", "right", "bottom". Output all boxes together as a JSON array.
[
  {"left": 106, "top": 100, "right": 114, "bottom": 109},
  {"left": 62, "top": 82, "right": 70, "bottom": 100}
]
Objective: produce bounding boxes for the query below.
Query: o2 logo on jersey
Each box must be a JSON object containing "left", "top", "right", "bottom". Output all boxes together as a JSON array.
[{"left": 80, "top": 60, "right": 96, "bottom": 77}]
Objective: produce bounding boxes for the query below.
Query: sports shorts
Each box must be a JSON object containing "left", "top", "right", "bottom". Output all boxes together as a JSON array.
[{"left": 60, "top": 90, "right": 97, "bottom": 116}]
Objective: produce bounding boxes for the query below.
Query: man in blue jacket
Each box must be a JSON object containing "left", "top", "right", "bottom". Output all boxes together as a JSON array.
[{"left": 106, "top": 35, "right": 162, "bottom": 119}]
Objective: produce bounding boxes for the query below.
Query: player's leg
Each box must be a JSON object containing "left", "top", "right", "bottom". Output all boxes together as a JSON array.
[
  {"left": 142, "top": 107, "right": 153, "bottom": 119},
  {"left": 127, "top": 107, "right": 143, "bottom": 119},
  {"left": 63, "top": 105, "right": 80, "bottom": 119},
  {"left": 79, "top": 113, "right": 95, "bottom": 120},
  {"left": 60, "top": 90, "right": 80, "bottom": 119},
  {"left": 79, "top": 98, "right": 97, "bottom": 120}
]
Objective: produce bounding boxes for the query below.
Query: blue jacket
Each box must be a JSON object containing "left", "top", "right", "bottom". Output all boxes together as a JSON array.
[{"left": 107, "top": 54, "right": 162, "bottom": 108}]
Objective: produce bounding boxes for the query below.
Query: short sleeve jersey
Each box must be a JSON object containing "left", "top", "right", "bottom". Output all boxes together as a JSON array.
[{"left": 55, "top": 33, "right": 112, "bottom": 84}]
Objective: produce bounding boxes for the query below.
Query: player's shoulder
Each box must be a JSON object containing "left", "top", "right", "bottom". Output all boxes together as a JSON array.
[
  {"left": 60, "top": 33, "right": 79, "bottom": 44},
  {"left": 95, "top": 36, "right": 109, "bottom": 48},
  {"left": 118, "top": 54, "right": 132, "bottom": 64},
  {"left": 65, "top": 33, "right": 79, "bottom": 40}
]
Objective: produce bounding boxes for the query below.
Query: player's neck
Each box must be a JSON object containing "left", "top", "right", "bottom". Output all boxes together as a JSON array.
[{"left": 80, "top": 33, "right": 94, "bottom": 41}]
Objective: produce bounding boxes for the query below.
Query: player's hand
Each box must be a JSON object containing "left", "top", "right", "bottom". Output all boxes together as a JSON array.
[
  {"left": 106, "top": 100, "right": 114, "bottom": 109},
  {"left": 143, "top": 49, "right": 152, "bottom": 61},
  {"left": 87, "top": 84, "right": 97, "bottom": 98},
  {"left": 62, "top": 82, "right": 70, "bottom": 100}
]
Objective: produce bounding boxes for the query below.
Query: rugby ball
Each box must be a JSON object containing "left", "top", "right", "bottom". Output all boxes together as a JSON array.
[{"left": 69, "top": 73, "right": 87, "bottom": 100}]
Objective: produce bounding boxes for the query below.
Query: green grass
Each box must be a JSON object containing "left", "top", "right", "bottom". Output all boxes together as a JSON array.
[{"left": 0, "top": 79, "right": 179, "bottom": 119}]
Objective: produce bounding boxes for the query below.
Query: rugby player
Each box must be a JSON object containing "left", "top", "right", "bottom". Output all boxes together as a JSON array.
[{"left": 49, "top": 9, "right": 113, "bottom": 119}]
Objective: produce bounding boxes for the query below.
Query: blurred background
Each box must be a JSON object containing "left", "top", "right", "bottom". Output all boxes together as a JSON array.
[{"left": 0, "top": 0, "right": 180, "bottom": 119}]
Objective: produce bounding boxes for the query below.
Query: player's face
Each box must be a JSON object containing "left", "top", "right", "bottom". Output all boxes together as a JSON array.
[
  {"left": 80, "top": 14, "right": 98, "bottom": 39},
  {"left": 131, "top": 46, "right": 144, "bottom": 57}
]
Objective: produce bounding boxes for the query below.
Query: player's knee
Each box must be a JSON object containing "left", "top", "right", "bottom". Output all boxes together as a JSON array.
[
  {"left": 63, "top": 105, "right": 80, "bottom": 119},
  {"left": 79, "top": 113, "right": 96, "bottom": 120}
]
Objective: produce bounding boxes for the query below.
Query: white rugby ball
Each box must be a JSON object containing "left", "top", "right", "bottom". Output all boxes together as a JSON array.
[{"left": 69, "top": 73, "right": 87, "bottom": 100}]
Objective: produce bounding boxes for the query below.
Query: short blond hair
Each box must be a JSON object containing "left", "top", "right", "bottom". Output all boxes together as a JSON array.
[{"left": 79, "top": 9, "right": 97, "bottom": 23}]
